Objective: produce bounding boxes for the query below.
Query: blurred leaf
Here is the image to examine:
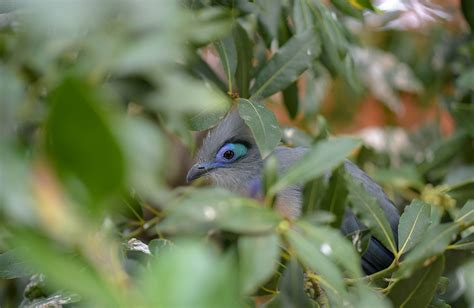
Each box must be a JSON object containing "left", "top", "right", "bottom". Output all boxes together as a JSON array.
[
  {"left": 140, "top": 239, "right": 240, "bottom": 308},
  {"left": 461, "top": 0, "right": 474, "bottom": 31},
  {"left": 349, "top": 0, "right": 376, "bottom": 11},
  {"left": 345, "top": 228, "right": 371, "bottom": 255},
  {"left": 255, "top": 0, "right": 282, "bottom": 45},
  {"left": 0, "top": 66, "right": 25, "bottom": 142},
  {"left": 446, "top": 179, "right": 474, "bottom": 206},
  {"left": 214, "top": 36, "right": 237, "bottom": 92},
  {"left": 297, "top": 221, "right": 363, "bottom": 278},
  {"left": 320, "top": 166, "right": 348, "bottom": 228},
  {"left": 309, "top": 1, "right": 361, "bottom": 91},
  {"left": 191, "top": 56, "right": 227, "bottom": 93},
  {"left": 46, "top": 77, "right": 125, "bottom": 202},
  {"left": 302, "top": 66, "right": 330, "bottom": 121},
  {"left": 396, "top": 223, "right": 459, "bottom": 278},
  {"left": 238, "top": 233, "right": 280, "bottom": 295},
  {"left": 232, "top": 22, "right": 252, "bottom": 98},
  {"left": 282, "top": 81, "right": 299, "bottom": 119},
  {"left": 270, "top": 137, "right": 361, "bottom": 194},
  {"left": 456, "top": 67, "right": 474, "bottom": 91},
  {"left": 148, "top": 239, "right": 173, "bottom": 256},
  {"left": 388, "top": 255, "right": 445, "bottom": 307},
  {"left": 372, "top": 165, "right": 425, "bottom": 190},
  {"left": 281, "top": 127, "right": 313, "bottom": 147},
  {"left": 285, "top": 227, "right": 347, "bottom": 303},
  {"left": 463, "top": 261, "right": 474, "bottom": 306},
  {"left": 250, "top": 29, "right": 320, "bottom": 100},
  {"left": 449, "top": 233, "right": 474, "bottom": 251},
  {"left": 331, "top": 0, "right": 363, "bottom": 19},
  {"left": 237, "top": 98, "right": 281, "bottom": 157},
  {"left": 263, "top": 257, "right": 313, "bottom": 308},
  {"left": 292, "top": 0, "right": 314, "bottom": 34},
  {"left": 398, "top": 200, "right": 431, "bottom": 255},
  {"left": 346, "top": 174, "right": 397, "bottom": 254},
  {"left": 118, "top": 117, "right": 166, "bottom": 200},
  {"left": 350, "top": 284, "right": 391, "bottom": 308},
  {"left": 456, "top": 199, "right": 474, "bottom": 225},
  {"left": 190, "top": 7, "right": 234, "bottom": 45},
  {"left": 302, "top": 177, "right": 327, "bottom": 216},
  {"left": 13, "top": 231, "right": 124, "bottom": 306},
  {"left": 352, "top": 47, "right": 423, "bottom": 114},
  {"left": 418, "top": 132, "right": 468, "bottom": 176},
  {"left": 153, "top": 73, "right": 232, "bottom": 131},
  {"left": 452, "top": 103, "right": 474, "bottom": 137},
  {"left": 0, "top": 249, "right": 32, "bottom": 279},
  {"left": 158, "top": 189, "right": 281, "bottom": 234}
]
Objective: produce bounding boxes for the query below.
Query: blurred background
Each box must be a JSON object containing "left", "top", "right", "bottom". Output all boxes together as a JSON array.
[{"left": 1, "top": 0, "right": 473, "bottom": 306}]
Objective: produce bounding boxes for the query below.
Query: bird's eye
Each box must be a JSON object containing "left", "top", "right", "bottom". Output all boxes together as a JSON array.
[
  {"left": 216, "top": 143, "right": 247, "bottom": 163},
  {"left": 223, "top": 150, "right": 234, "bottom": 160}
]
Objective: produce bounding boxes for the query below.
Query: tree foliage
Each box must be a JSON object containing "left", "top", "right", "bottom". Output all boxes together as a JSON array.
[{"left": 0, "top": 0, "right": 473, "bottom": 307}]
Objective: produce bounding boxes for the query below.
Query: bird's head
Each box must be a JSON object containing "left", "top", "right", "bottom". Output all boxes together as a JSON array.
[{"left": 186, "top": 111, "right": 263, "bottom": 190}]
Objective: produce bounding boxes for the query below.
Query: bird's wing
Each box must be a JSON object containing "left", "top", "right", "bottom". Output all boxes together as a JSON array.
[{"left": 269, "top": 147, "right": 400, "bottom": 274}]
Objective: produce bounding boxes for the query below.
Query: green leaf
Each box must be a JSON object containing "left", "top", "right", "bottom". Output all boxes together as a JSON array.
[
  {"left": 456, "top": 199, "right": 474, "bottom": 225},
  {"left": 388, "top": 255, "right": 445, "bottom": 308},
  {"left": 263, "top": 258, "right": 313, "bottom": 308},
  {"left": 349, "top": 0, "right": 376, "bottom": 11},
  {"left": 398, "top": 200, "right": 431, "bottom": 255},
  {"left": 270, "top": 137, "right": 361, "bottom": 194},
  {"left": 461, "top": 0, "right": 474, "bottom": 31},
  {"left": 302, "top": 177, "right": 327, "bottom": 216},
  {"left": 285, "top": 227, "right": 347, "bottom": 303},
  {"left": 140, "top": 239, "right": 240, "bottom": 307},
  {"left": 320, "top": 166, "right": 348, "bottom": 228},
  {"left": 418, "top": 131, "right": 468, "bottom": 176},
  {"left": 452, "top": 103, "right": 474, "bottom": 137},
  {"left": 190, "top": 7, "right": 234, "bottom": 45},
  {"left": 297, "top": 221, "right": 363, "bottom": 278},
  {"left": 449, "top": 233, "right": 474, "bottom": 251},
  {"left": 446, "top": 178, "right": 474, "bottom": 206},
  {"left": 237, "top": 98, "right": 281, "bottom": 157},
  {"left": 396, "top": 223, "right": 459, "bottom": 278},
  {"left": 12, "top": 231, "right": 124, "bottom": 306},
  {"left": 191, "top": 56, "right": 227, "bottom": 93},
  {"left": 118, "top": 117, "right": 167, "bottom": 201},
  {"left": 346, "top": 174, "right": 397, "bottom": 254},
  {"left": 0, "top": 249, "right": 33, "bottom": 279},
  {"left": 302, "top": 66, "right": 329, "bottom": 121},
  {"left": 238, "top": 233, "right": 280, "bottom": 295},
  {"left": 188, "top": 107, "right": 231, "bottom": 131},
  {"left": 158, "top": 189, "right": 282, "bottom": 235},
  {"left": 330, "top": 0, "right": 363, "bottom": 19},
  {"left": 250, "top": 29, "right": 320, "bottom": 100},
  {"left": 292, "top": 0, "right": 315, "bottom": 34},
  {"left": 148, "top": 239, "right": 173, "bottom": 256},
  {"left": 46, "top": 77, "right": 125, "bottom": 202},
  {"left": 282, "top": 81, "right": 299, "bottom": 119},
  {"left": 463, "top": 261, "right": 474, "bottom": 306},
  {"left": 214, "top": 36, "right": 237, "bottom": 93},
  {"left": 255, "top": 0, "right": 282, "bottom": 45},
  {"left": 456, "top": 67, "right": 474, "bottom": 91},
  {"left": 232, "top": 22, "right": 252, "bottom": 98},
  {"left": 351, "top": 284, "right": 391, "bottom": 308}
]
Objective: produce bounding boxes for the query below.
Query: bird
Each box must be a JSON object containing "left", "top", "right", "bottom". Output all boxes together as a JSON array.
[{"left": 186, "top": 111, "right": 400, "bottom": 274}]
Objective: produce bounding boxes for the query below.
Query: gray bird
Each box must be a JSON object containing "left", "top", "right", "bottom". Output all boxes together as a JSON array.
[{"left": 187, "top": 111, "right": 400, "bottom": 274}]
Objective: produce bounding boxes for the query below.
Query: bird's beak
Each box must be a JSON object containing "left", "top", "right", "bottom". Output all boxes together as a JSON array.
[{"left": 186, "top": 162, "right": 214, "bottom": 183}]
